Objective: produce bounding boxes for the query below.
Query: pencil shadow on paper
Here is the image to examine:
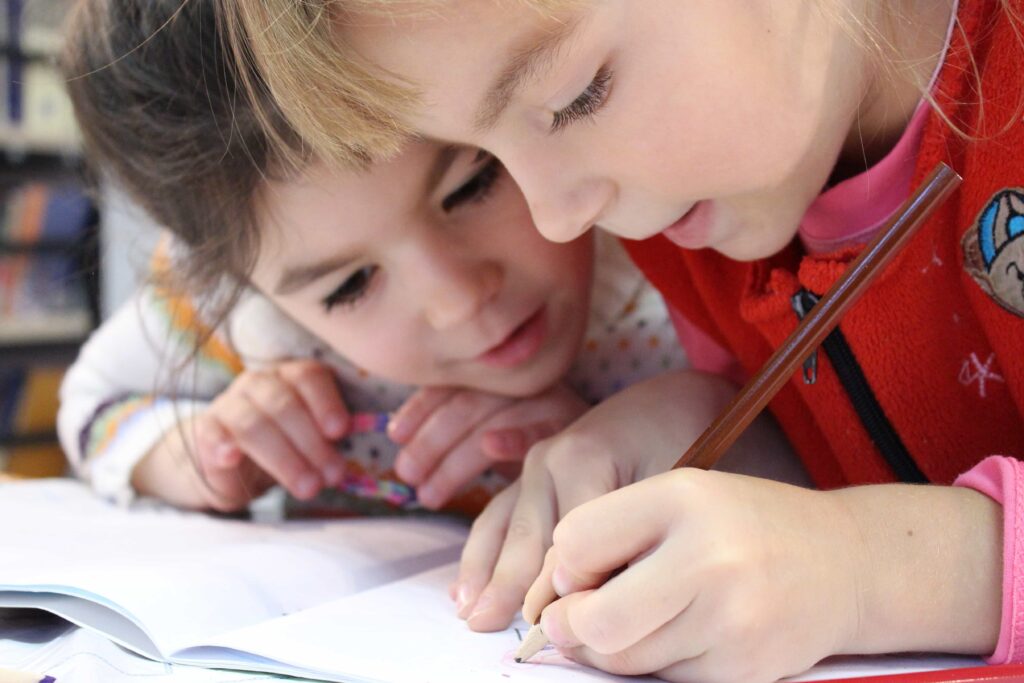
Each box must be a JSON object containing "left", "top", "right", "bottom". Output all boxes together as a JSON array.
[{"left": 340, "top": 544, "right": 464, "bottom": 593}]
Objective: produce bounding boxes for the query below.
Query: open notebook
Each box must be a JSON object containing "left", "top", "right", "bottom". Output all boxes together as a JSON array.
[{"left": 0, "top": 480, "right": 986, "bottom": 682}]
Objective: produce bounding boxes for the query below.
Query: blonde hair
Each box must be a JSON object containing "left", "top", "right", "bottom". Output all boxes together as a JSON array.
[
  {"left": 221, "top": 0, "right": 1023, "bottom": 168},
  {"left": 222, "top": 1, "right": 417, "bottom": 168}
]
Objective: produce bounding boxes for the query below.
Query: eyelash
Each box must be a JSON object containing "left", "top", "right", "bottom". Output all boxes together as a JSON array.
[
  {"left": 441, "top": 156, "right": 502, "bottom": 212},
  {"left": 321, "top": 158, "right": 504, "bottom": 312},
  {"left": 551, "top": 67, "right": 613, "bottom": 133},
  {"left": 321, "top": 265, "right": 378, "bottom": 312}
]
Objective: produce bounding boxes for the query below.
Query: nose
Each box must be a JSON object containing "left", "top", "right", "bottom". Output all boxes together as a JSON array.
[
  {"left": 421, "top": 250, "right": 504, "bottom": 331},
  {"left": 502, "top": 148, "right": 615, "bottom": 243}
]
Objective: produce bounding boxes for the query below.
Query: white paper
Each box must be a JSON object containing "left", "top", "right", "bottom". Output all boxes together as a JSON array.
[{"left": 0, "top": 480, "right": 988, "bottom": 683}]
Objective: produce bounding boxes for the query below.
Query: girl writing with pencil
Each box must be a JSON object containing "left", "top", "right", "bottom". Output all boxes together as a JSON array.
[
  {"left": 216, "top": 1, "right": 1024, "bottom": 680},
  {"left": 58, "top": 0, "right": 803, "bottom": 520}
]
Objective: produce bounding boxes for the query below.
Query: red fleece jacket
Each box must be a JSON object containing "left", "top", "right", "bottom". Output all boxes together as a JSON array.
[{"left": 623, "top": 0, "right": 1024, "bottom": 488}]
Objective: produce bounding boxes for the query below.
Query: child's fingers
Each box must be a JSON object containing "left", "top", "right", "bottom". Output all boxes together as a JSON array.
[
  {"left": 520, "top": 548, "right": 561, "bottom": 626},
  {"left": 454, "top": 482, "right": 520, "bottom": 617},
  {"left": 481, "top": 428, "right": 527, "bottom": 462},
  {"left": 550, "top": 543, "right": 695, "bottom": 656},
  {"left": 243, "top": 376, "right": 345, "bottom": 487},
  {"left": 191, "top": 414, "right": 242, "bottom": 470},
  {"left": 277, "top": 360, "right": 350, "bottom": 439},
  {"left": 184, "top": 416, "right": 273, "bottom": 511},
  {"left": 550, "top": 476, "right": 676, "bottom": 593},
  {"left": 415, "top": 435, "right": 495, "bottom": 509},
  {"left": 481, "top": 421, "right": 561, "bottom": 462},
  {"left": 216, "top": 394, "right": 324, "bottom": 500},
  {"left": 395, "top": 391, "right": 510, "bottom": 486},
  {"left": 465, "top": 459, "right": 558, "bottom": 632},
  {"left": 549, "top": 588, "right": 711, "bottom": 677},
  {"left": 478, "top": 385, "right": 587, "bottom": 462},
  {"left": 518, "top": 468, "right": 621, "bottom": 620},
  {"left": 522, "top": 546, "right": 560, "bottom": 625},
  {"left": 388, "top": 387, "right": 457, "bottom": 444}
]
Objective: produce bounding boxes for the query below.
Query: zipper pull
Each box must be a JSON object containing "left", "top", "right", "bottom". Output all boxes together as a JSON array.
[{"left": 790, "top": 289, "right": 819, "bottom": 385}]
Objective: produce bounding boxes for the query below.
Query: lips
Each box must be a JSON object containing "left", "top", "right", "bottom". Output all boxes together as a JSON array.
[
  {"left": 661, "top": 201, "right": 714, "bottom": 249},
  {"left": 477, "top": 306, "right": 548, "bottom": 368}
]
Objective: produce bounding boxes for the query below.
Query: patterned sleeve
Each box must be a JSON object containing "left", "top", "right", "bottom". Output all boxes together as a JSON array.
[{"left": 57, "top": 273, "right": 243, "bottom": 505}]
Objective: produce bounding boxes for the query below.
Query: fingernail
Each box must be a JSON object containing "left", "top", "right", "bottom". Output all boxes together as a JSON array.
[
  {"left": 466, "top": 592, "right": 493, "bottom": 622},
  {"left": 455, "top": 583, "right": 473, "bottom": 615},
  {"left": 395, "top": 452, "right": 421, "bottom": 484},
  {"left": 552, "top": 566, "right": 574, "bottom": 597},
  {"left": 295, "top": 473, "right": 321, "bottom": 500},
  {"left": 323, "top": 462, "right": 345, "bottom": 487},
  {"left": 388, "top": 416, "right": 409, "bottom": 443},
  {"left": 216, "top": 444, "right": 235, "bottom": 467},
  {"left": 489, "top": 430, "right": 523, "bottom": 459},
  {"left": 323, "top": 414, "right": 346, "bottom": 438},
  {"left": 417, "top": 484, "right": 439, "bottom": 510}
]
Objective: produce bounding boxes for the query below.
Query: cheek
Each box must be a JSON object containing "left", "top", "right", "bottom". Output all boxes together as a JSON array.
[
  {"left": 285, "top": 305, "right": 433, "bottom": 382},
  {"left": 331, "top": 325, "right": 428, "bottom": 381}
]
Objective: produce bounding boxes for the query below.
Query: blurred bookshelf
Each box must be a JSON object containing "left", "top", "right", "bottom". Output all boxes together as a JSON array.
[{"left": 0, "top": 0, "right": 95, "bottom": 478}]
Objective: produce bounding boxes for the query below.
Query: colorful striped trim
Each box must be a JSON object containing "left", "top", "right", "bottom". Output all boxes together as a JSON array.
[
  {"left": 81, "top": 395, "right": 158, "bottom": 462},
  {"left": 338, "top": 472, "right": 416, "bottom": 507},
  {"left": 149, "top": 245, "right": 244, "bottom": 377}
]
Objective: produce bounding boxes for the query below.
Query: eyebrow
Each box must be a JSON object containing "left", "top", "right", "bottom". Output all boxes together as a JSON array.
[
  {"left": 473, "top": 16, "right": 584, "bottom": 133},
  {"left": 274, "top": 253, "right": 357, "bottom": 296},
  {"left": 274, "top": 145, "right": 463, "bottom": 296}
]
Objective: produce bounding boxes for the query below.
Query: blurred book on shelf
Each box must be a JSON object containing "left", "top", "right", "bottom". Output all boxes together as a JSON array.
[
  {"left": 0, "top": 181, "right": 94, "bottom": 344},
  {"left": 0, "top": 0, "right": 92, "bottom": 476},
  {"left": 0, "top": 0, "right": 80, "bottom": 156},
  {"left": 0, "top": 364, "right": 66, "bottom": 476}
]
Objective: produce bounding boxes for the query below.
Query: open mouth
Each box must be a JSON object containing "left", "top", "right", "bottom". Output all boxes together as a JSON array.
[{"left": 477, "top": 306, "right": 548, "bottom": 368}]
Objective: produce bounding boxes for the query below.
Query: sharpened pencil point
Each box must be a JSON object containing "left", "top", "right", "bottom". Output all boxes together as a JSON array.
[{"left": 514, "top": 623, "right": 549, "bottom": 663}]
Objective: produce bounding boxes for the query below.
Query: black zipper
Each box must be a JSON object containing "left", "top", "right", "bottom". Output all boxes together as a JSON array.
[{"left": 791, "top": 288, "right": 927, "bottom": 483}]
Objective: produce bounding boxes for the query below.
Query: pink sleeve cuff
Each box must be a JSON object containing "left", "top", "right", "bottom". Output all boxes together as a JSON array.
[{"left": 954, "top": 455, "right": 1024, "bottom": 664}]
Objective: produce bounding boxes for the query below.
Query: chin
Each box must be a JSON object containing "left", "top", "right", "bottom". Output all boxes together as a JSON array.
[
  {"left": 717, "top": 227, "right": 799, "bottom": 261},
  {"left": 487, "top": 371, "right": 560, "bottom": 398},
  {"left": 496, "top": 351, "right": 576, "bottom": 398}
]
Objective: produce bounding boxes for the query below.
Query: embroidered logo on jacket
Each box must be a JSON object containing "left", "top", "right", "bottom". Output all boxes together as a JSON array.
[{"left": 962, "top": 188, "right": 1024, "bottom": 317}]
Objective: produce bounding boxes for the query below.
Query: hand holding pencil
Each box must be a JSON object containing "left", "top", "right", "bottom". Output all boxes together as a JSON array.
[{"left": 508, "top": 166, "right": 995, "bottom": 681}]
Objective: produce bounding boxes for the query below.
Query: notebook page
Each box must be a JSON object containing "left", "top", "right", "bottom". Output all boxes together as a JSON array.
[
  {"left": 0, "top": 480, "right": 466, "bottom": 656},
  {"left": 188, "top": 563, "right": 645, "bottom": 683}
]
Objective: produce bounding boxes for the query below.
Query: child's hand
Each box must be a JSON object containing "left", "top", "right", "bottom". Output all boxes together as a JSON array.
[
  {"left": 134, "top": 359, "right": 349, "bottom": 511},
  {"left": 526, "top": 473, "right": 1003, "bottom": 682},
  {"left": 525, "top": 470, "right": 856, "bottom": 682},
  {"left": 389, "top": 384, "right": 590, "bottom": 510},
  {"left": 453, "top": 370, "right": 737, "bottom": 631}
]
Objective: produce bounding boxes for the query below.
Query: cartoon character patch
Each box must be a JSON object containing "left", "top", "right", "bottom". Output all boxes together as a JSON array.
[{"left": 962, "top": 188, "right": 1024, "bottom": 317}]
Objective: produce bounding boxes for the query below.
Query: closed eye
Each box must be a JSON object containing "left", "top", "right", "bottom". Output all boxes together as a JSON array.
[
  {"left": 551, "top": 66, "right": 613, "bottom": 133},
  {"left": 442, "top": 156, "right": 503, "bottom": 212},
  {"left": 322, "top": 265, "right": 378, "bottom": 312}
]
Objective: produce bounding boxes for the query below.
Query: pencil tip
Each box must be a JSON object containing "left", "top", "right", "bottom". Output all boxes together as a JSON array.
[{"left": 514, "top": 658, "right": 522, "bottom": 663}]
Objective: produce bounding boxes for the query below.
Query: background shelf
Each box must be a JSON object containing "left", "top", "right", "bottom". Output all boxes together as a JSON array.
[{"left": 0, "top": 0, "right": 94, "bottom": 473}]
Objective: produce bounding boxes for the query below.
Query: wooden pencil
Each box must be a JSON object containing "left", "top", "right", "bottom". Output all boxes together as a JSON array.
[{"left": 516, "top": 162, "right": 961, "bottom": 664}]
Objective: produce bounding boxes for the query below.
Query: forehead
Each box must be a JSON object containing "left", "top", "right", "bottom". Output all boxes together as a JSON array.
[
  {"left": 340, "top": 1, "right": 574, "bottom": 129},
  {"left": 256, "top": 143, "right": 438, "bottom": 255}
]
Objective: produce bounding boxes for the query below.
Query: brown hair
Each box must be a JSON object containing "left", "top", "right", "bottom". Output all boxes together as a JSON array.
[{"left": 61, "top": 0, "right": 305, "bottom": 313}]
